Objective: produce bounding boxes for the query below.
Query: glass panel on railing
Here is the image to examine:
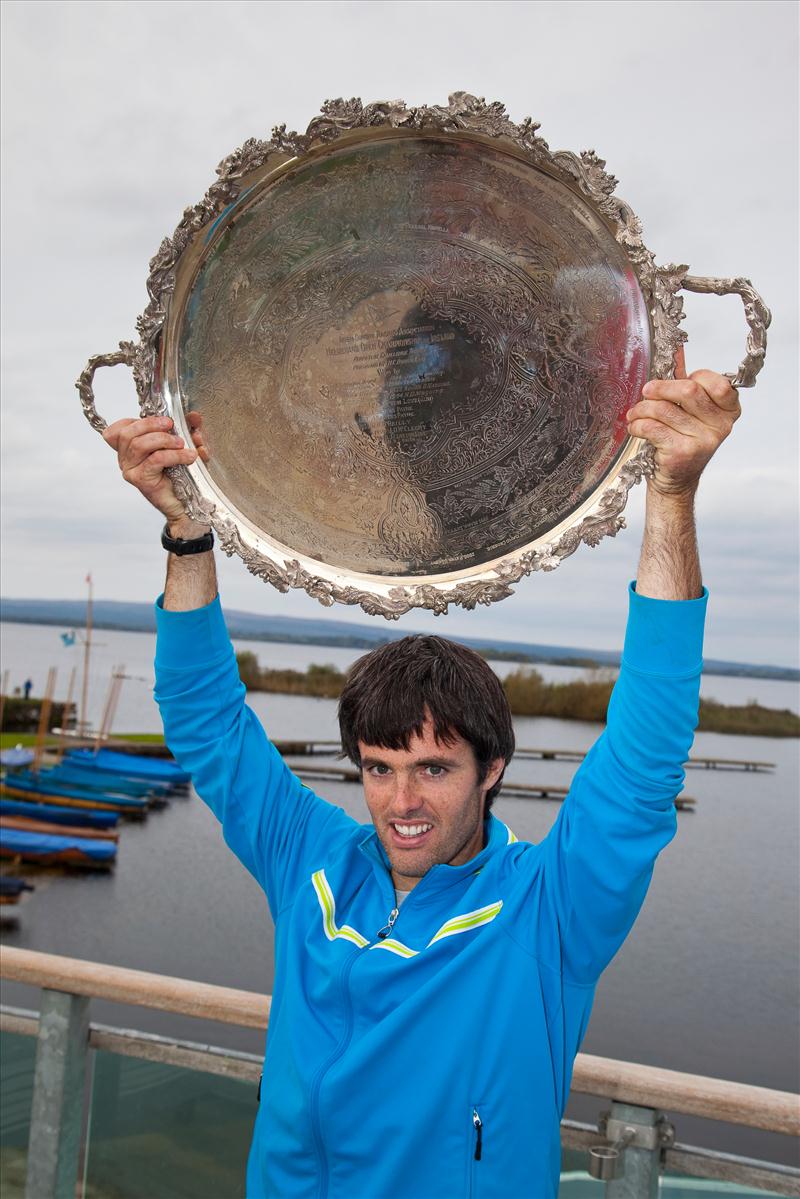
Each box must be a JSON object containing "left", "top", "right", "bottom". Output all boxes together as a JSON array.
[
  {"left": 559, "top": 1146, "right": 787, "bottom": 1197},
  {"left": 81, "top": 1049, "right": 257, "bottom": 1199},
  {"left": 659, "top": 1173, "right": 786, "bottom": 1197},
  {"left": 0, "top": 1031, "right": 37, "bottom": 1199},
  {"left": 560, "top": 1146, "right": 605, "bottom": 1195}
]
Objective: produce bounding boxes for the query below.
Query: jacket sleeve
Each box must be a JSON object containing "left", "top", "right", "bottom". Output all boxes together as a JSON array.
[
  {"left": 535, "top": 582, "right": 707, "bottom": 984},
  {"left": 153, "top": 594, "right": 359, "bottom": 918}
]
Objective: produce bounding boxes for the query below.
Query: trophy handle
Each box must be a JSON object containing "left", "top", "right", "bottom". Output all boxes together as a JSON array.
[
  {"left": 680, "top": 274, "right": 771, "bottom": 389},
  {"left": 76, "top": 342, "right": 138, "bottom": 434}
]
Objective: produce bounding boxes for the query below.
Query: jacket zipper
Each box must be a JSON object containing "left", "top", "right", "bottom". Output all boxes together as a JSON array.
[
  {"left": 376, "top": 906, "right": 399, "bottom": 939},
  {"left": 472, "top": 1107, "right": 483, "bottom": 1160},
  {"left": 309, "top": 949, "right": 357, "bottom": 1199},
  {"left": 309, "top": 898, "right": 404, "bottom": 1195}
]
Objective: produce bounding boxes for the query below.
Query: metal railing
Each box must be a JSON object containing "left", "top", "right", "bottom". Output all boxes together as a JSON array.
[{"left": 1, "top": 945, "right": 798, "bottom": 1199}]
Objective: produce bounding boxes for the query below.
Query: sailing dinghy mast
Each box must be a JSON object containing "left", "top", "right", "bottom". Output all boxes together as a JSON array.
[{"left": 79, "top": 573, "right": 93, "bottom": 737}]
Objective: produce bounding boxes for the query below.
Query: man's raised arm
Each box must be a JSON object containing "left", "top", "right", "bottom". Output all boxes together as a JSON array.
[
  {"left": 103, "top": 414, "right": 357, "bottom": 915},
  {"left": 631, "top": 344, "right": 741, "bottom": 600},
  {"left": 102, "top": 412, "right": 217, "bottom": 610},
  {"left": 530, "top": 350, "right": 741, "bottom": 984}
]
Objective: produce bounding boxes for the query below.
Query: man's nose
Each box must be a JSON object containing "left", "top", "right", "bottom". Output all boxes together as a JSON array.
[{"left": 393, "top": 771, "right": 424, "bottom": 813}]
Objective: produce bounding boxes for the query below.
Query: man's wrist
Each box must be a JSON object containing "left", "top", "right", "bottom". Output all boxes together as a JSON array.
[
  {"left": 167, "top": 514, "right": 212, "bottom": 540},
  {"left": 644, "top": 480, "right": 698, "bottom": 512}
]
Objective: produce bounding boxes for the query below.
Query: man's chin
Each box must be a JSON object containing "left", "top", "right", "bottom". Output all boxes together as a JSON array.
[{"left": 378, "top": 832, "right": 436, "bottom": 879}]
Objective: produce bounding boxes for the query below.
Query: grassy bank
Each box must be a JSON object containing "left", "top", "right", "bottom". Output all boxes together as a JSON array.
[
  {"left": 235, "top": 654, "right": 800, "bottom": 738},
  {"left": 0, "top": 732, "right": 165, "bottom": 750}
]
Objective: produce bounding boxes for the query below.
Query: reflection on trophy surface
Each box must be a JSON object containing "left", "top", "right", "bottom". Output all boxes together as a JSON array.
[{"left": 181, "top": 136, "right": 648, "bottom": 577}]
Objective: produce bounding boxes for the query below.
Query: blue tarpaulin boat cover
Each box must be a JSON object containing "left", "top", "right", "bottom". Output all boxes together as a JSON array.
[
  {"left": 0, "top": 826, "right": 117, "bottom": 863},
  {"left": 3, "top": 773, "right": 148, "bottom": 812},
  {"left": 67, "top": 748, "right": 190, "bottom": 784},
  {"left": 0, "top": 799, "right": 118, "bottom": 829},
  {"left": 49, "top": 762, "right": 169, "bottom": 796}
]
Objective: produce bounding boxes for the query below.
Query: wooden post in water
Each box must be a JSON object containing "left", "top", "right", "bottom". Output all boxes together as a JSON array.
[
  {"left": 0, "top": 667, "right": 9, "bottom": 732},
  {"left": 33, "top": 668, "right": 57, "bottom": 774}
]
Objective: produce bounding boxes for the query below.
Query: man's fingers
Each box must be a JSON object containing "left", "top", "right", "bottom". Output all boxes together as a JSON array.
[
  {"left": 107, "top": 415, "right": 175, "bottom": 455},
  {"left": 628, "top": 398, "right": 703, "bottom": 438},
  {"left": 119, "top": 431, "right": 186, "bottom": 470},
  {"left": 627, "top": 398, "right": 733, "bottom": 447},
  {"left": 629, "top": 387, "right": 726, "bottom": 435},
  {"left": 640, "top": 377, "right": 738, "bottom": 426},
  {"left": 122, "top": 447, "right": 197, "bottom": 485},
  {"left": 642, "top": 372, "right": 739, "bottom": 416},
  {"left": 626, "top": 417, "right": 677, "bottom": 449},
  {"left": 102, "top": 417, "right": 137, "bottom": 451},
  {"left": 688, "top": 369, "right": 741, "bottom": 414}
]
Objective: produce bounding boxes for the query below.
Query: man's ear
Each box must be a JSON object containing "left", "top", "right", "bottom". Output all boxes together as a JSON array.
[{"left": 483, "top": 757, "right": 505, "bottom": 795}]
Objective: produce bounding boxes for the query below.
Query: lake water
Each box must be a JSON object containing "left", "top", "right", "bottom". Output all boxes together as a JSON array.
[
  {"left": 1, "top": 621, "right": 798, "bottom": 1167},
  {"left": 1, "top": 620, "right": 798, "bottom": 734}
]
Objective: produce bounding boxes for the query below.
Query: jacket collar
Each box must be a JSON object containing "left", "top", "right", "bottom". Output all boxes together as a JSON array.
[{"left": 357, "top": 814, "right": 511, "bottom": 904}]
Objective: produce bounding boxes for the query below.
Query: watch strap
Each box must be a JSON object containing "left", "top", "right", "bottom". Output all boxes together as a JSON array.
[{"left": 161, "top": 522, "right": 214, "bottom": 556}]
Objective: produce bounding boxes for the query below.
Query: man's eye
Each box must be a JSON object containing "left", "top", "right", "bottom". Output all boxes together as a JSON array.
[
  {"left": 425, "top": 765, "right": 445, "bottom": 777},
  {"left": 369, "top": 764, "right": 391, "bottom": 776}
]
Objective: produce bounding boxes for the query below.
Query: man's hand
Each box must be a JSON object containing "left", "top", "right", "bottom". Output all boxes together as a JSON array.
[
  {"left": 630, "top": 348, "right": 741, "bottom": 600},
  {"left": 103, "top": 413, "right": 208, "bottom": 531},
  {"left": 104, "top": 412, "right": 217, "bottom": 609},
  {"left": 626, "top": 347, "right": 741, "bottom": 498}
]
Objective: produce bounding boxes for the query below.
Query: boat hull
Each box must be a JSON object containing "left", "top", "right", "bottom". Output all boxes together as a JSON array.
[
  {"left": 0, "top": 781, "right": 147, "bottom": 818},
  {"left": 0, "top": 827, "right": 117, "bottom": 868},
  {"left": 0, "top": 798, "right": 118, "bottom": 829}
]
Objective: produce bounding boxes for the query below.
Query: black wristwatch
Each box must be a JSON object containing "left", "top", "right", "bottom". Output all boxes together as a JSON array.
[{"left": 161, "top": 522, "right": 214, "bottom": 556}]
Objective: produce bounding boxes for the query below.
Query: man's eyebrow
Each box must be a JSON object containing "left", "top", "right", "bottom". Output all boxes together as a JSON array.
[
  {"left": 360, "top": 755, "right": 388, "bottom": 768},
  {"left": 360, "top": 753, "right": 461, "bottom": 768}
]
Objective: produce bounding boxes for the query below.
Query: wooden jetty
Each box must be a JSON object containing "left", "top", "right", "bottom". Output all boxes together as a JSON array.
[
  {"left": 290, "top": 762, "right": 695, "bottom": 810},
  {"left": 273, "top": 739, "right": 772, "bottom": 774}
]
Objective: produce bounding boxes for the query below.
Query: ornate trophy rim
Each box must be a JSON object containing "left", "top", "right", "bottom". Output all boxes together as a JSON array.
[{"left": 78, "top": 93, "right": 771, "bottom": 619}]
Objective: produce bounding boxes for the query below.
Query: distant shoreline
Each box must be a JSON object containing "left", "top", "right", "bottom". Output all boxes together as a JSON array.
[
  {"left": 1, "top": 606, "right": 798, "bottom": 684},
  {"left": 234, "top": 656, "right": 800, "bottom": 738}
]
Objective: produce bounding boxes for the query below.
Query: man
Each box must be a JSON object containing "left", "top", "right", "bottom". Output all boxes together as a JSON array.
[{"left": 105, "top": 348, "right": 740, "bottom": 1198}]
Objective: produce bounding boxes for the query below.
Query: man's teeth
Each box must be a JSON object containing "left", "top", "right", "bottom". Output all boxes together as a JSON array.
[{"left": 393, "top": 823, "right": 433, "bottom": 838}]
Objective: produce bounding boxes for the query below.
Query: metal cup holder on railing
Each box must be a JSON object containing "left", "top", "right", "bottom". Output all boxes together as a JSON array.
[
  {"left": 589, "top": 1105, "right": 675, "bottom": 1184},
  {"left": 588, "top": 1126, "right": 635, "bottom": 1180}
]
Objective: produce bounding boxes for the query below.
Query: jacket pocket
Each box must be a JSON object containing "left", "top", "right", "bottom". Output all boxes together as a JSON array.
[{"left": 469, "top": 1104, "right": 484, "bottom": 1197}]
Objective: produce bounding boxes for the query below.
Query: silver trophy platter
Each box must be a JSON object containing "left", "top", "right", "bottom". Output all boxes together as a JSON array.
[{"left": 78, "top": 94, "right": 770, "bottom": 618}]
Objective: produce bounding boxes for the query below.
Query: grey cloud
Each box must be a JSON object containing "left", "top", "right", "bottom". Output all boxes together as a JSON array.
[{"left": 1, "top": 0, "right": 797, "bottom": 670}]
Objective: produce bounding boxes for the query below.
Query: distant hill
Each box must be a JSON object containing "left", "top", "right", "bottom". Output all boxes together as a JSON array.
[{"left": 2, "top": 597, "right": 798, "bottom": 683}]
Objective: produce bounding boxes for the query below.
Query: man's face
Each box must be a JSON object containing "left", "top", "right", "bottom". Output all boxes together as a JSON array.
[{"left": 359, "top": 715, "right": 504, "bottom": 892}]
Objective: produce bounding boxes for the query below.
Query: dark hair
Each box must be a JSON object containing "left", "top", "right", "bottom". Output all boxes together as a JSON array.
[{"left": 338, "top": 636, "right": 515, "bottom": 809}]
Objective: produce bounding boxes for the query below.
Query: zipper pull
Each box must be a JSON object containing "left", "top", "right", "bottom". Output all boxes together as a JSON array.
[
  {"left": 377, "top": 907, "right": 399, "bottom": 939},
  {"left": 472, "top": 1108, "right": 483, "bottom": 1161}
]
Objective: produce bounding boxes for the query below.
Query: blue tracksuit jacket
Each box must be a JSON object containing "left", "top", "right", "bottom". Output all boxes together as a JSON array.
[{"left": 154, "top": 583, "right": 706, "bottom": 1199}]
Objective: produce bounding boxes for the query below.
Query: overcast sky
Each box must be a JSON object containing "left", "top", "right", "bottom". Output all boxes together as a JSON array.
[{"left": 1, "top": 0, "right": 797, "bottom": 667}]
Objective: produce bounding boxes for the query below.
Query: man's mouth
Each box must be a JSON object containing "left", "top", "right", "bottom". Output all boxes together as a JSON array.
[{"left": 389, "top": 822, "right": 434, "bottom": 847}]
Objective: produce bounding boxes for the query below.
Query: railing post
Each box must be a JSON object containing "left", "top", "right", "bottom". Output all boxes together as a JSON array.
[
  {"left": 604, "top": 1102, "right": 668, "bottom": 1199},
  {"left": 25, "top": 988, "right": 90, "bottom": 1199}
]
